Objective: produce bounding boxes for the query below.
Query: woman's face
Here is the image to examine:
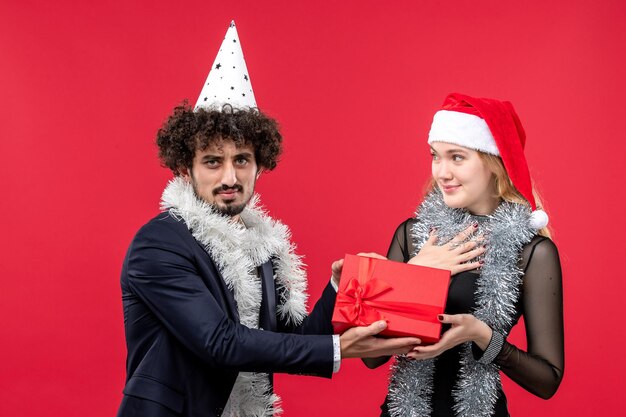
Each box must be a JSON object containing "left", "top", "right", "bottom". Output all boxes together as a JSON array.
[{"left": 430, "top": 142, "right": 499, "bottom": 215}]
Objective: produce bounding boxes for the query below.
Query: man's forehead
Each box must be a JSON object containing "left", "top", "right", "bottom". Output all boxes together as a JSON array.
[{"left": 199, "top": 138, "right": 255, "bottom": 155}]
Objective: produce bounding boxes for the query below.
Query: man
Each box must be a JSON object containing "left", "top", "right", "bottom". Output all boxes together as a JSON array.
[{"left": 117, "top": 22, "right": 420, "bottom": 417}]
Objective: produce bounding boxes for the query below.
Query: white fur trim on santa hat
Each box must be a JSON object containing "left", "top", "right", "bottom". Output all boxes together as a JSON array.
[{"left": 428, "top": 110, "right": 500, "bottom": 156}]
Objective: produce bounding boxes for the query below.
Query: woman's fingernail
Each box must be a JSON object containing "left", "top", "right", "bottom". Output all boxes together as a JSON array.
[
  {"left": 437, "top": 314, "right": 444, "bottom": 321},
  {"left": 473, "top": 222, "right": 479, "bottom": 228},
  {"left": 479, "top": 260, "right": 485, "bottom": 265}
]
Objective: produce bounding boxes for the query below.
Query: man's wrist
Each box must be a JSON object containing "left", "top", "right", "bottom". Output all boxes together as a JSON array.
[
  {"left": 330, "top": 276, "right": 339, "bottom": 292},
  {"left": 332, "top": 334, "right": 341, "bottom": 373}
]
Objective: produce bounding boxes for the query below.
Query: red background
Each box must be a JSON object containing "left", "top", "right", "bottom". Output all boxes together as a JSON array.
[{"left": 1, "top": 1, "right": 624, "bottom": 415}]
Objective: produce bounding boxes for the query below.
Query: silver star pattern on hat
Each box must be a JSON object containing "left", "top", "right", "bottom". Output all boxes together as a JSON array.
[{"left": 194, "top": 20, "right": 257, "bottom": 110}]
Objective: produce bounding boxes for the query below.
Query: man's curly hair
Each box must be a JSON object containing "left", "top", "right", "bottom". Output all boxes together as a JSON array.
[{"left": 156, "top": 103, "right": 283, "bottom": 175}]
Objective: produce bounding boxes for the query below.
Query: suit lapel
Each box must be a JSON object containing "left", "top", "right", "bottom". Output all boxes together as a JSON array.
[
  {"left": 197, "top": 241, "right": 240, "bottom": 321},
  {"left": 258, "top": 260, "right": 277, "bottom": 332}
]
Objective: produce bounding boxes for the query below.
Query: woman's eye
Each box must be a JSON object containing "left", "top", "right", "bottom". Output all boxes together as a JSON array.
[
  {"left": 431, "top": 153, "right": 439, "bottom": 160},
  {"left": 452, "top": 154, "right": 464, "bottom": 161}
]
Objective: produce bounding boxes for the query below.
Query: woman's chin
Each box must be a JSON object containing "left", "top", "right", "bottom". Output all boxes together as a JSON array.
[{"left": 442, "top": 196, "right": 467, "bottom": 209}]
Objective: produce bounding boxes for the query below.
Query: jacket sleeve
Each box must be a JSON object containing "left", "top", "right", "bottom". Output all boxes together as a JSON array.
[
  {"left": 277, "top": 282, "right": 337, "bottom": 335},
  {"left": 126, "top": 220, "right": 334, "bottom": 377}
]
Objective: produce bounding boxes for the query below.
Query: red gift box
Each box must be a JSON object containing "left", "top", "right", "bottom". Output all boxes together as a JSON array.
[{"left": 331, "top": 254, "right": 451, "bottom": 344}]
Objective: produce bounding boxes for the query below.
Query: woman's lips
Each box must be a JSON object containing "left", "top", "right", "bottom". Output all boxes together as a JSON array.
[{"left": 442, "top": 185, "right": 461, "bottom": 194}]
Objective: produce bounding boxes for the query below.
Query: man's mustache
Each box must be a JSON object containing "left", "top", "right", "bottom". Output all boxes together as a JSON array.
[{"left": 213, "top": 184, "right": 243, "bottom": 195}]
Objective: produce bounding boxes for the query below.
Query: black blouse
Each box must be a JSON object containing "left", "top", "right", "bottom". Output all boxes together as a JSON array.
[{"left": 381, "top": 218, "right": 564, "bottom": 417}]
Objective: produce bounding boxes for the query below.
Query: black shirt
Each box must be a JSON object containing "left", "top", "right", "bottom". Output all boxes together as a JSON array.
[{"left": 381, "top": 218, "right": 564, "bottom": 417}]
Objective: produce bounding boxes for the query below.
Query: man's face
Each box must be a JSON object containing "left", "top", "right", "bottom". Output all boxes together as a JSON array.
[{"left": 182, "top": 139, "right": 260, "bottom": 218}]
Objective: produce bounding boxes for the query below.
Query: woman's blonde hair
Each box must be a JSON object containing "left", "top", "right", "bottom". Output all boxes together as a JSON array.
[{"left": 426, "top": 151, "right": 551, "bottom": 237}]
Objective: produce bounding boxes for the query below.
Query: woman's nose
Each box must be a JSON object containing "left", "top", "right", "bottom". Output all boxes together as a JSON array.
[{"left": 434, "top": 161, "right": 453, "bottom": 180}]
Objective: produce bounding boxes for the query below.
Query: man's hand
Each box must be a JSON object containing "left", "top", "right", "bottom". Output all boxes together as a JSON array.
[
  {"left": 331, "top": 258, "right": 344, "bottom": 287},
  {"left": 340, "top": 321, "right": 421, "bottom": 359},
  {"left": 331, "top": 252, "right": 387, "bottom": 287}
]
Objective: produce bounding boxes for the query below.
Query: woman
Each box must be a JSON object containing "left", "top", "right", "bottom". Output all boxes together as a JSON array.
[{"left": 365, "top": 93, "right": 564, "bottom": 417}]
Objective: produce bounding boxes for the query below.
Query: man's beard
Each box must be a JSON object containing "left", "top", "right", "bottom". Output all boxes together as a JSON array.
[
  {"left": 214, "top": 201, "right": 247, "bottom": 216},
  {"left": 191, "top": 182, "right": 249, "bottom": 217}
]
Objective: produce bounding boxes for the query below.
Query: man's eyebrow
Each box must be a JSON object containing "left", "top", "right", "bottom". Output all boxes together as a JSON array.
[
  {"left": 200, "top": 154, "right": 222, "bottom": 161},
  {"left": 235, "top": 151, "right": 254, "bottom": 158}
]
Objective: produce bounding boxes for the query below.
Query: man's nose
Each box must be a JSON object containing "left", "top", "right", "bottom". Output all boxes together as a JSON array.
[{"left": 221, "top": 163, "right": 237, "bottom": 187}]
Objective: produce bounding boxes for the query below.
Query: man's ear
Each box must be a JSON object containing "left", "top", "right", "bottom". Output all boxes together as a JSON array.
[{"left": 179, "top": 166, "right": 191, "bottom": 181}]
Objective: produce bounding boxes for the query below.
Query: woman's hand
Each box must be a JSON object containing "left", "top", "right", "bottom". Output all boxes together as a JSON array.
[
  {"left": 406, "top": 314, "right": 492, "bottom": 360},
  {"left": 408, "top": 224, "right": 485, "bottom": 275},
  {"left": 331, "top": 252, "right": 387, "bottom": 287}
]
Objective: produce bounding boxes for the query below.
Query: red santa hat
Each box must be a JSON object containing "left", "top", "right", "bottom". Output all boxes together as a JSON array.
[{"left": 428, "top": 93, "right": 548, "bottom": 229}]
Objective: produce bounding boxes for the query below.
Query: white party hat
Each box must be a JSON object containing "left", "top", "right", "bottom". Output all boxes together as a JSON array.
[{"left": 194, "top": 21, "right": 257, "bottom": 110}]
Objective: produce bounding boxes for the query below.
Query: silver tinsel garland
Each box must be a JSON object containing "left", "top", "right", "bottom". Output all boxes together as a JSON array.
[{"left": 387, "top": 190, "right": 536, "bottom": 417}]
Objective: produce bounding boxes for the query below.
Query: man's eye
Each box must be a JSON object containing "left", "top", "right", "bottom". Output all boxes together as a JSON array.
[
  {"left": 205, "top": 160, "right": 219, "bottom": 167},
  {"left": 235, "top": 158, "right": 248, "bottom": 165}
]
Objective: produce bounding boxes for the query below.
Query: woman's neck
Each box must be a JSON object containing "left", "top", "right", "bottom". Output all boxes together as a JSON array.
[{"left": 466, "top": 197, "right": 501, "bottom": 216}]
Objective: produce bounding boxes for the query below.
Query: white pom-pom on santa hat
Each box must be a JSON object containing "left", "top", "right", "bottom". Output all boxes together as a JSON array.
[{"left": 529, "top": 209, "right": 549, "bottom": 230}]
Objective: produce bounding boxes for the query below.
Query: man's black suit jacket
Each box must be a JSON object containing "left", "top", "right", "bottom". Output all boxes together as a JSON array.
[{"left": 117, "top": 212, "right": 337, "bottom": 417}]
